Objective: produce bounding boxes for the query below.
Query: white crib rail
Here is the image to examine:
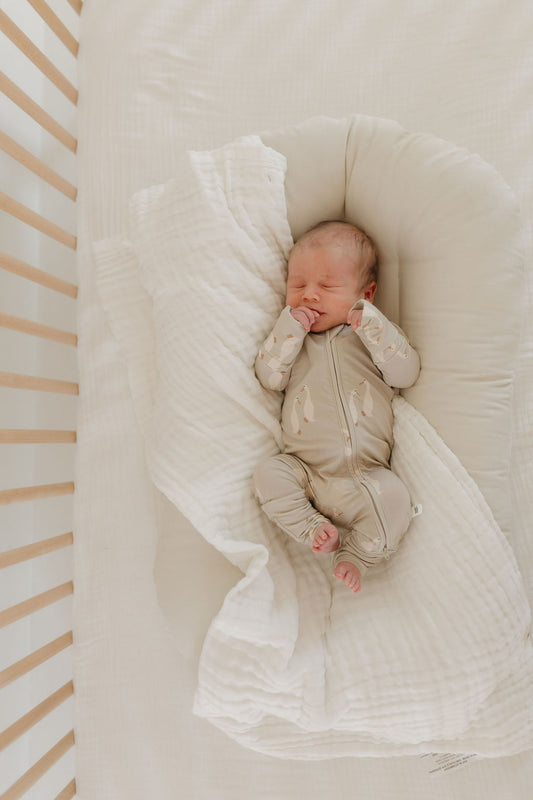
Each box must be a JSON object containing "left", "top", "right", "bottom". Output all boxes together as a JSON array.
[{"left": 0, "top": 2, "right": 80, "bottom": 798}]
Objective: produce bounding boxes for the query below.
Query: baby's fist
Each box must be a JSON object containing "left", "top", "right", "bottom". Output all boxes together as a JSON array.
[
  {"left": 347, "top": 308, "right": 363, "bottom": 330},
  {"left": 290, "top": 306, "right": 319, "bottom": 332}
]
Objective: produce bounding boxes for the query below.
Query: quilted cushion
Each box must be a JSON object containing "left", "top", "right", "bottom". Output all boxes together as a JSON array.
[{"left": 261, "top": 115, "right": 525, "bottom": 534}]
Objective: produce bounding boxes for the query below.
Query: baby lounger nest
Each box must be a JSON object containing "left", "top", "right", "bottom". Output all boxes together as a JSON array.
[{"left": 93, "top": 114, "right": 533, "bottom": 759}]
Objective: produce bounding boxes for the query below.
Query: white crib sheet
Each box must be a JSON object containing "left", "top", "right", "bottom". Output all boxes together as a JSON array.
[{"left": 74, "top": 1, "right": 533, "bottom": 798}]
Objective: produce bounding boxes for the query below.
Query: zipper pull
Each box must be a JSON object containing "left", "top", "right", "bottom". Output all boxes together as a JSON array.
[{"left": 411, "top": 503, "right": 423, "bottom": 518}]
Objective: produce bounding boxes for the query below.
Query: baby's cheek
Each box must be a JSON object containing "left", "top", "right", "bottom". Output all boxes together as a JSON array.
[{"left": 286, "top": 291, "right": 299, "bottom": 308}]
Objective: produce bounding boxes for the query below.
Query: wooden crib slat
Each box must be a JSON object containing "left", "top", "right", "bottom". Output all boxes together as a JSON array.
[
  {"left": 25, "top": 0, "right": 79, "bottom": 58},
  {"left": 0, "top": 252, "right": 78, "bottom": 297},
  {"left": 0, "top": 131, "right": 77, "bottom": 200},
  {"left": 0, "top": 730, "right": 75, "bottom": 800},
  {"left": 0, "top": 5, "right": 78, "bottom": 796},
  {"left": 0, "top": 482, "right": 75, "bottom": 507},
  {"left": 0, "top": 429, "right": 76, "bottom": 444},
  {"left": 0, "top": 71, "right": 77, "bottom": 153},
  {"left": 0, "top": 371, "right": 78, "bottom": 394},
  {"left": 0, "top": 632, "right": 73, "bottom": 689},
  {"left": 55, "top": 779, "right": 76, "bottom": 800},
  {"left": 0, "top": 681, "right": 73, "bottom": 752},
  {"left": 0, "top": 582, "right": 73, "bottom": 629},
  {"left": 66, "top": 0, "right": 83, "bottom": 16},
  {"left": 0, "top": 10, "right": 78, "bottom": 105},
  {"left": 0, "top": 192, "right": 76, "bottom": 249},
  {"left": 0, "top": 312, "right": 77, "bottom": 346},
  {"left": 0, "top": 533, "right": 73, "bottom": 569}
]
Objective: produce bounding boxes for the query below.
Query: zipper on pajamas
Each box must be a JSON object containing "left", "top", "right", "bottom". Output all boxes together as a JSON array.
[
  {"left": 358, "top": 475, "right": 388, "bottom": 551},
  {"left": 326, "top": 332, "right": 362, "bottom": 482},
  {"left": 326, "top": 333, "right": 388, "bottom": 551}
]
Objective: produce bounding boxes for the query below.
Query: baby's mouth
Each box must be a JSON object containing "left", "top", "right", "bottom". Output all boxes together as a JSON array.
[{"left": 310, "top": 312, "right": 324, "bottom": 327}]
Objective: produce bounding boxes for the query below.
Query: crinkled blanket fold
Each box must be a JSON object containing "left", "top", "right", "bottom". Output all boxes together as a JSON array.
[{"left": 93, "top": 136, "right": 533, "bottom": 759}]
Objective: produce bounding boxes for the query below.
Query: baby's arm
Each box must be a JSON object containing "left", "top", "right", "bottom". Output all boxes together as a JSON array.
[
  {"left": 255, "top": 306, "right": 308, "bottom": 391},
  {"left": 348, "top": 299, "right": 420, "bottom": 388}
]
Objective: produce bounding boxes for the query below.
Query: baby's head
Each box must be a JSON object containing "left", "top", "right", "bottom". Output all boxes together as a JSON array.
[{"left": 286, "top": 220, "right": 378, "bottom": 333}]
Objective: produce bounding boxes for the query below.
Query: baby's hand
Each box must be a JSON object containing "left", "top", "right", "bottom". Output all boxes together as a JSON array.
[
  {"left": 290, "top": 306, "right": 320, "bottom": 332},
  {"left": 347, "top": 308, "right": 363, "bottom": 331}
]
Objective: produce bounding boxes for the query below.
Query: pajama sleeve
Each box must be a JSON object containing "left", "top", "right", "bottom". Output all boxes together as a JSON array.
[
  {"left": 351, "top": 299, "right": 420, "bottom": 388},
  {"left": 255, "top": 306, "right": 308, "bottom": 391}
]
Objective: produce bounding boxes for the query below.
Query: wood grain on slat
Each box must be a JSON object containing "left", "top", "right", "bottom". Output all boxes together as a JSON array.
[
  {"left": 0, "top": 371, "right": 78, "bottom": 394},
  {"left": 0, "top": 71, "right": 77, "bottom": 152},
  {"left": 0, "top": 252, "right": 77, "bottom": 297},
  {"left": 54, "top": 779, "right": 77, "bottom": 800},
  {"left": 0, "top": 731, "right": 75, "bottom": 800},
  {"left": 25, "top": 0, "right": 79, "bottom": 57},
  {"left": 0, "top": 482, "right": 75, "bottom": 506},
  {"left": 0, "top": 632, "right": 73, "bottom": 689},
  {"left": 0, "top": 312, "right": 77, "bottom": 346},
  {"left": 0, "top": 532, "right": 73, "bottom": 569},
  {"left": 0, "top": 429, "right": 76, "bottom": 444},
  {"left": 0, "top": 192, "right": 76, "bottom": 249},
  {"left": 0, "top": 10, "right": 78, "bottom": 104},
  {"left": 66, "top": 0, "right": 83, "bottom": 15},
  {"left": 0, "top": 682, "right": 73, "bottom": 751},
  {"left": 0, "top": 131, "right": 77, "bottom": 200},
  {"left": 0, "top": 582, "right": 73, "bottom": 629}
]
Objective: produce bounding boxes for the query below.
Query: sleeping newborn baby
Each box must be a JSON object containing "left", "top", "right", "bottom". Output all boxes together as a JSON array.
[{"left": 253, "top": 220, "right": 420, "bottom": 593}]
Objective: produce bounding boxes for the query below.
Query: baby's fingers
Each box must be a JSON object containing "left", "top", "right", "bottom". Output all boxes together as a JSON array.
[
  {"left": 348, "top": 309, "right": 363, "bottom": 330},
  {"left": 290, "top": 306, "right": 318, "bottom": 332},
  {"left": 290, "top": 307, "right": 312, "bottom": 331}
]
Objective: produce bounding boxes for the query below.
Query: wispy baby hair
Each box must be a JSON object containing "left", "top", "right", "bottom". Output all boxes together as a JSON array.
[{"left": 292, "top": 220, "right": 379, "bottom": 290}]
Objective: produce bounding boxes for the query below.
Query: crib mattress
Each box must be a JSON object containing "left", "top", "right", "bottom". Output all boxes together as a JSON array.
[{"left": 74, "top": 1, "right": 533, "bottom": 798}]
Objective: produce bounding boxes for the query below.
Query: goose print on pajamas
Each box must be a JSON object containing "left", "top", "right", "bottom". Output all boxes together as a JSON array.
[
  {"left": 348, "top": 380, "right": 374, "bottom": 428},
  {"left": 260, "top": 333, "right": 302, "bottom": 390},
  {"left": 360, "top": 306, "right": 410, "bottom": 363},
  {"left": 290, "top": 385, "right": 315, "bottom": 435},
  {"left": 360, "top": 307, "right": 383, "bottom": 346}
]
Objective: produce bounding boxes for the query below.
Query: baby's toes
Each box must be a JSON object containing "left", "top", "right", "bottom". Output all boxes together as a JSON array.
[
  {"left": 313, "top": 524, "right": 339, "bottom": 553},
  {"left": 334, "top": 561, "right": 361, "bottom": 593}
]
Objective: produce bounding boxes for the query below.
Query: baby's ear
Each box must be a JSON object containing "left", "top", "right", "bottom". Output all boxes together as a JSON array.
[{"left": 363, "top": 282, "right": 377, "bottom": 303}]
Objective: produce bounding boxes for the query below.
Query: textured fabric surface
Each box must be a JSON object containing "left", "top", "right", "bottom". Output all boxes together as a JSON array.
[
  {"left": 262, "top": 115, "right": 525, "bottom": 536},
  {"left": 93, "top": 137, "right": 532, "bottom": 759},
  {"left": 75, "top": 1, "right": 533, "bottom": 797}
]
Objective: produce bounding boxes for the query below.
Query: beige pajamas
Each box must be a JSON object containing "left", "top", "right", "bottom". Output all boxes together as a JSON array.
[{"left": 253, "top": 300, "right": 420, "bottom": 574}]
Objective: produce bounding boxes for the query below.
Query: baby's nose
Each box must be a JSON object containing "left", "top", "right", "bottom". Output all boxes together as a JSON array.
[{"left": 303, "top": 286, "right": 319, "bottom": 301}]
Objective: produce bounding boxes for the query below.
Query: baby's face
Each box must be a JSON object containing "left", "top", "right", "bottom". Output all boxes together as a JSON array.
[{"left": 286, "top": 243, "right": 370, "bottom": 333}]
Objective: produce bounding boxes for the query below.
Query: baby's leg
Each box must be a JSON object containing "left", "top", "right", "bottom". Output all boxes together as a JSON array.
[
  {"left": 334, "top": 468, "right": 412, "bottom": 593},
  {"left": 253, "top": 454, "right": 337, "bottom": 549}
]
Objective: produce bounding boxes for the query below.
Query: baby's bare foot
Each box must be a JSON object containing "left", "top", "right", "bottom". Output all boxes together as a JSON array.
[
  {"left": 312, "top": 523, "right": 340, "bottom": 553},
  {"left": 334, "top": 561, "right": 361, "bottom": 593}
]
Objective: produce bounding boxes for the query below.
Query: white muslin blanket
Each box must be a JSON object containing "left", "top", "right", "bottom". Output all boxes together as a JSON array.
[{"left": 94, "top": 136, "right": 533, "bottom": 759}]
